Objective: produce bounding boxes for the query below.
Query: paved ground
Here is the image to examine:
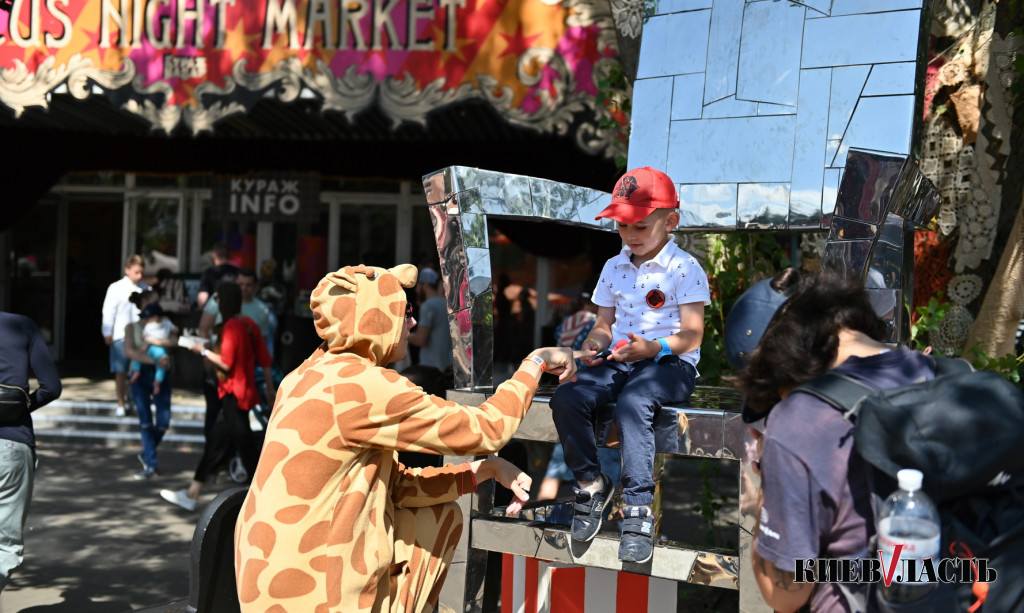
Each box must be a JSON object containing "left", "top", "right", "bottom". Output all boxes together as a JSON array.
[
  {"left": 3, "top": 441, "right": 238, "bottom": 613},
  {"left": 4, "top": 367, "right": 227, "bottom": 613}
]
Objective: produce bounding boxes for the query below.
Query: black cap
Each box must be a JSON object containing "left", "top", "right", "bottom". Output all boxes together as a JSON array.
[{"left": 140, "top": 302, "right": 164, "bottom": 319}]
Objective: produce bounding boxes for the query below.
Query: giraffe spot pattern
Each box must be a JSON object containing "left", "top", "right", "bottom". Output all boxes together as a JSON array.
[
  {"left": 298, "top": 521, "right": 330, "bottom": 554},
  {"left": 268, "top": 568, "right": 316, "bottom": 599},
  {"left": 332, "top": 383, "right": 367, "bottom": 404},
  {"left": 287, "top": 369, "right": 325, "bottom": 398},
  {"left": 282, "top": 450, "right": 344, "bottom": 500},
  {"left": 333, "top": 490, "right": 368, "bottom": 544},
  {"left": 277, "top": 399, "right": 335, "bottom": 446},
  {"left": 275, "top": 505, "right": 310, "bottom": 524},
  {"left": 437, "top": 411, "right": 483, "bottom": 450},
  {"left": 357, "top": 307, "right": 393, "bottom": 336},
  {"left": 247, "top": 522, "right": 277, "bottom": 558},
  {"left": 238, "top": 558, "right": 269, "bottom": 603},
  {"left": 255, "top": 441, "right": 291, "bottom": 491},
  {"left": 386, "top": 391, "right": 426, "bottom": 417}
]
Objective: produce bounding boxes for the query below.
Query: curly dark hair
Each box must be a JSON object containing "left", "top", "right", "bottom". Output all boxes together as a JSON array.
[{"left": 737, "top": 269, "right": 886, "bottom": 418}]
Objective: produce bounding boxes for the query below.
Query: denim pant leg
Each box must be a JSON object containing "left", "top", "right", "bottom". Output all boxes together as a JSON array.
[
  {"left": 615, "top": 358, "right": 697, "bottom": 506},
  {"left": 0, "top": 440, "right": 35, "bottom": 591},
  {"left": 131, "top": 371, "right": 158, "bottom": 471},
  {"left": 549, "top": 362, "right": 627, "bottom": 484},
  {"left": 152, "top": 375, "right": 172, "bottom": 468}
]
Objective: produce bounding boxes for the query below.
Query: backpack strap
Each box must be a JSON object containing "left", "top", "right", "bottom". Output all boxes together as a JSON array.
[
  {"left": 931, "top": 355, "right": 974, "bottom": 376},
  {"left": 791, "top": 372, "right": 874, "bottom": 420}
]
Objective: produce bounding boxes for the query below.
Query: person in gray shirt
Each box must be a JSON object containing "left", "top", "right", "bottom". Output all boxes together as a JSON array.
[{"left": 408, "top": 268, "right": 453, "bottom": 370}]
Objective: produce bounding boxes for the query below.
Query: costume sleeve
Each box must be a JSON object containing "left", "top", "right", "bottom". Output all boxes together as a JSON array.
[
  {"left": 390, "top": 460, "right": 477, "bottom": 508},
  {"left": 755, "top": 434, "right": 823, "bottom": 569},
  {"left": 335, "top": 367, "right": 538, "bottom": 457},
  {"left": 28, "top": 319, "right": 61, "bottom": 410}
]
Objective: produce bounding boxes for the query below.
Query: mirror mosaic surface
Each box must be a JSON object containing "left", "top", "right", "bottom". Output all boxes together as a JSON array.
[{"left": 422, "top": 0, "right": 942, "bottom": 390}]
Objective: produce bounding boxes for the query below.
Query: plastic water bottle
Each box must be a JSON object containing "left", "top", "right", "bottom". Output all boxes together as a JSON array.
[{"left": 876, "top": 468, "right": 941, "bottom": 603}]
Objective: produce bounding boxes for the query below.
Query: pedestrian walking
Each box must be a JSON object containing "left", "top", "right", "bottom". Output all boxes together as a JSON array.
[
  {"left": 100, "top": 254, "right": 147, "bottom": 417},
  {"left": 0, "top": 311, "right": 61, "bottom": 601}
]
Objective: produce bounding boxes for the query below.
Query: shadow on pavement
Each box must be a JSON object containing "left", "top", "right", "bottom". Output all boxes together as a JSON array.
[{"left": 3, "top": 442, "right": 240, "bottom": 613}]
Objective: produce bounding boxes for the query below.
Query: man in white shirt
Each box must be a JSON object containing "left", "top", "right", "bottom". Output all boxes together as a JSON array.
[{"left": 101, "top": 254, "right": 147, "bottom": 417}]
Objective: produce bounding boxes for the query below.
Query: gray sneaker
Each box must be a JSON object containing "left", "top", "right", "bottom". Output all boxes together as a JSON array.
[
  {"left": 569, "top": 474, "right": 612, "bottom": 542},
  {"left": 618, "top": 505, "right": 655, "bottom": 563}
]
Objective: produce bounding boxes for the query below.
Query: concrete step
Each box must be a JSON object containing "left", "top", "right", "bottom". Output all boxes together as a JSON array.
[{"left": 32, "top": 399, "right": 220, "bottom": 450}]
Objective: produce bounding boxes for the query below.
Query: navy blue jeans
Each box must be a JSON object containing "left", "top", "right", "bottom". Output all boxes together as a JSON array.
[
  {"left": 130, "top": 365, "right": 171, "bottom": 472},
  {"left": 549, "top": 357, "right": 696, "bottom": 506}
]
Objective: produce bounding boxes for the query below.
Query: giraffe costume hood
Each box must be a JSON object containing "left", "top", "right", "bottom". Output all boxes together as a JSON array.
[{"left": 236, "top": 264, "right": 540, "bottom": 613}]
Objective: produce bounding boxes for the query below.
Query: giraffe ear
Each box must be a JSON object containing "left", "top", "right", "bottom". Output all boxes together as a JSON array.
[{"left": 390, "top": 264, "right": 419, "bottom": 289}]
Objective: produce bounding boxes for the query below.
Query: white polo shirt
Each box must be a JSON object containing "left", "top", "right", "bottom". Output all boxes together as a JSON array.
[{"left": 592, "top": 239, "right": 710, "bottom": 367}]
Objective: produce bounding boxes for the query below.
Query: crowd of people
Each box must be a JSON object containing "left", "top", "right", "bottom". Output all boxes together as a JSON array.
[{"left": 1, "top": 164, "right": 973, "bottom": 612}]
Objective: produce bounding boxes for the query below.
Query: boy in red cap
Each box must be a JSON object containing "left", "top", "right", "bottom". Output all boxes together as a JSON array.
[{"left": 549, "top": 167, "right": 710, "bottom": 563}]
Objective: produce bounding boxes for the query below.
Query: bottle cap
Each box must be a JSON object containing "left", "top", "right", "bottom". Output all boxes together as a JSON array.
[{"left": 897, "top": 468, "right": 923, "bottom": 492}]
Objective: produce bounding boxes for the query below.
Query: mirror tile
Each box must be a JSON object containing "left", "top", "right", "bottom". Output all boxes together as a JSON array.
[
  {"left": 704, "top": 0, "right": 743, "bottom": 105},
  {"left": 736, "top": 0, "right": 804, "bottom": 107},
  {"left": 702, "top": 96, "right": 759, "bottom": 119},
  {"left": 831, "top": 0, "right": 925, "bottom": 16},
  {"left": 827, "top": 217, "right": 878, "bottom": 242},
  {"left": 836, "top": 96, "right": 916, "bottom": 163},
  {"left": 863, "top": 62, "right": 917, "bottom": 96},
  {"left": 653, "top": 0, "right": 712, "bottom": 16},
  {"left": 820, "top": 239, "right": 874, "bottom": 280},
  {"left": 828, "top": 65, "right": 871, "bottom": 141},
  {"left": 757, "top": 102, "right": 797, "bottom": 116},
  {"left": 666, "top": 115, "right": 797, "bottom": 184},
  {"left": 822, "top": 167, "right": 842, "bottom": 225},
  {"left": 504, "top": 175, "right": 534, "bottom": 217},
  {"left": 834, "top": 149, "right": 905, "bottom": 224},
  {"left": 636, "top": 10, "right": 711, "bottom": 80},
  {"left": 678, "top": 183, "right": 738, "bottom": 229},
  {"left": 672, "top": 73, "right": 704, "bottom": 121},
  {"left": 802, "top": 10, "right": 922, "bottom": 69},
  {"left": 449, "top": 311, "right": 473, "bottom": 389},
  {"left": 460, "top": 213, "right": 488, "bottom": 249},
  {"left": 630, "top": 77, "right": 674, "bottom": 171},
  {"left": 790, "top": 68, "right": 831, "bottom": 230},
  {"left": 738, "top": 183, "right": 790, "bottom": 230},
  {"left": 466, "top": 247, "right": 492, "bottom": 298}
]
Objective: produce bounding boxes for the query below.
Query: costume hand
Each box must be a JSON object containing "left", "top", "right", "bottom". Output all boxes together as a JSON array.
[
  {"left": 532, "top": 347, "right": 594, "bottom": 383},
  {"left": 487, "top": 457, "right": 532, "bottom": 515}
]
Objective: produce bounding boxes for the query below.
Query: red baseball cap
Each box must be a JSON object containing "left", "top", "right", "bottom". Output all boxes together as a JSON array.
[{"left": 595, "top": 167, "right": 679, "bottom": 224}]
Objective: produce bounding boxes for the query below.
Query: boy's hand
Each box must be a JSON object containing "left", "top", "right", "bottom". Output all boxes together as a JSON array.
[
  {"left": 581, "top": 338, "right": 603, "bottom": 367},
  {"left": 609, "top": 333, "right": 656, "bottom": 362}
]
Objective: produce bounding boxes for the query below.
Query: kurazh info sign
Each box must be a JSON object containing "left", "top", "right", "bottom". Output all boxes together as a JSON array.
[{"left": 0, "top": 0, "right": 622, "bottom": 156}]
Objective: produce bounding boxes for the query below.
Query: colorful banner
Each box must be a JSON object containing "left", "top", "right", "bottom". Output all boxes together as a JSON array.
[{"left": 0, "top": 0, "right": 624, "bottom": 158}]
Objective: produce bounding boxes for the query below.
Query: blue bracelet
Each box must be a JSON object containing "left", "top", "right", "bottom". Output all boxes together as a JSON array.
[{"left": 655, "top": 337, "right": 672, "bottom": 360}]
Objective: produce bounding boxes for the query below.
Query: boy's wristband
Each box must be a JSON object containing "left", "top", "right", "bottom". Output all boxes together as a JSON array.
[
  {"left": 523, "top": 354, "right": 547, "bottom": 372},
  {"left": 655, "top": 338, "right": 672, "bottom": 360}
]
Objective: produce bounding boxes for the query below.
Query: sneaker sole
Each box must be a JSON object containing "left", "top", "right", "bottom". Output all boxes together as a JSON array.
[{"left": 619, "top": 549, "right": 653, "bottom": 564}]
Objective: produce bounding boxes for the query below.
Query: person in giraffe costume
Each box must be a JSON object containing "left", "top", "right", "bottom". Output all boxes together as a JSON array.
[{"left": 235, "top": 263, "right": 584, "bottom": 613}]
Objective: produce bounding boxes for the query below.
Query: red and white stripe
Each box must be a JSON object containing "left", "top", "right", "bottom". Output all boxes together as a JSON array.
[{"left": 501, "top": 554, "right": 677, "bottom": 613}]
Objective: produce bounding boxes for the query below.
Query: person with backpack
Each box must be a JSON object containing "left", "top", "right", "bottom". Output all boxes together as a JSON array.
[
  {"left": 730, "top": 269, "right": 937, "bottom": 612},
  {"left": 730, "top": 268, "right": 1024, "bottom": 613}
]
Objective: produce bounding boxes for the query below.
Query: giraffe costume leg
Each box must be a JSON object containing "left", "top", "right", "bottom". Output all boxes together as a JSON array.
[{"left": 389, "top": 502, "right": 463, "bottom": 613}]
